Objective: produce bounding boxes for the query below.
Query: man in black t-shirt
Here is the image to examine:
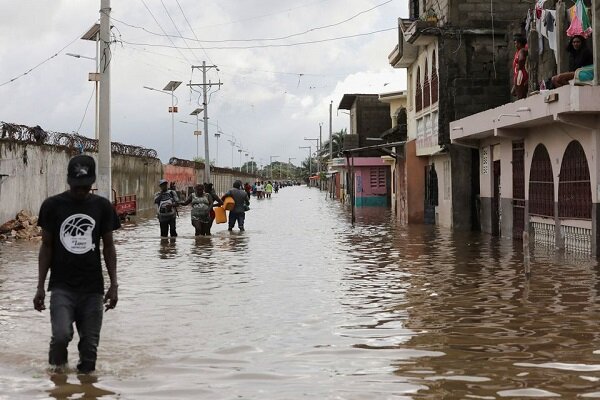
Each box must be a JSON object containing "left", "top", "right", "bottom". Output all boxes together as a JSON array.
[{"left": 33, "top": 155, "right": 120, "bottom": 373}]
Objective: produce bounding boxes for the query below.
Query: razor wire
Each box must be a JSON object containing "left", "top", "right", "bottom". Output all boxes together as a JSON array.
[{"left": 0, "top": 122, "right": 157, "bottom": 158}]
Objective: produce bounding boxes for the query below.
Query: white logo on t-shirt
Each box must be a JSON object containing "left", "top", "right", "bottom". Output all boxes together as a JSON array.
[{"left": 59, "top": 214, "right": 96, "bottom": 254}]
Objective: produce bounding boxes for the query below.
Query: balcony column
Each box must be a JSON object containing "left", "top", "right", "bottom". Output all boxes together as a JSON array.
[
  {"left": 556, "top": 1, "right": 569, "bottom": 73},
  {"left": 594, "top": 0, "right": 600, "bottom": 85}
]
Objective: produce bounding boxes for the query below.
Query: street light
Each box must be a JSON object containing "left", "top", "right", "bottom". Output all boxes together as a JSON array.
[
  {"left": 190, "top": 107, "right": 204, "bottom": 165},
  {"left": 227, "top": 139, "right": 236, "bottom": 168},
  {"left": 299, "top": 146, "right": 311, "bottom": 177},
  {"left": 66, "top": 52, "right": 99, "bottom": 139},
  {"left": 288, "top": 157, "right": 296, "bottom": 179},
  {"left": 144, "top": 81, "right": 182, "bottom": 159},
  {"left": 214, "top": 131, "right": 221, "bottom": 167},
  {"left": 179, "top": 118, "right": 203, "bottom": 159},
  {"left": 304, "top": 137, "right": 320, "bottom": 173},
  {"left": 250, "top": 156, "right": 255, "bottom": 175},
  {"left": 269, "top": 155, "right": 279, "bottom": 179}
]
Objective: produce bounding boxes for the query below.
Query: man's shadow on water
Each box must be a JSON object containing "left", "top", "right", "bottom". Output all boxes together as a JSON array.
[
  {"left": 158, "top": 237, "right": 178, "bottom": 259},
  {"left": 47, "top": 373, "right": 115, "bottom": 399}
]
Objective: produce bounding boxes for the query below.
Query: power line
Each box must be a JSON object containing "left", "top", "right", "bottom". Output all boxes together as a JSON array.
[
  {"left": 75, "top": 86, "right": 96, "bottom": 135},
  {"left": 111, "top": 0, "right": 393, "bottom": 44},
  {"left": 138, "top": 0, "right": 192, "bottom": 64},
  {"left": 121, "top": 27, "right": 396, "bottom": 50},
  {"left": 174, "top": 0, "right": 215, "bottom": 66},
  {"left": 0, "top": 33, "right": 81, "bottom": 88},
  {"left": 159, "top": 0, "right": 201, "bottom": 64}
]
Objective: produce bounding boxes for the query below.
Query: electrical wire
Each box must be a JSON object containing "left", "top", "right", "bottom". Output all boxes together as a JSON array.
[
  {"left": 111, "top": 0, "right": 393, "bottom": 44},
  {"left": 139, "top": 0, "right": 192, "bottom": 64},
  {"left": 75, "top": 86, "right": 96, "bottom": 135},
  {"left": 174, "top": 0, "right": 215, "bottom": 66},
  {"left": 160, "top": 0, "right": 202, "bottom": 64},
  {"left": 0, "top": 33, "right": 81, "bottom": 88},
  {"left": 167, "top": 0, "right": 336, "bottom": 32},
  {"left": 121, "top": 27, "right": 396, "bottom": 50}
]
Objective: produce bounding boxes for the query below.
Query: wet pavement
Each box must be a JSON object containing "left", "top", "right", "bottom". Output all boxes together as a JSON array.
[{"left": 1, "top": 185, "right": 600, "bottom": 399}]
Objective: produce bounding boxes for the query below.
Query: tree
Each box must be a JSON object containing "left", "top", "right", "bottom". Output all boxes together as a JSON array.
[{"left": 319, "top": 128, "right": 347, "bottom": 159}]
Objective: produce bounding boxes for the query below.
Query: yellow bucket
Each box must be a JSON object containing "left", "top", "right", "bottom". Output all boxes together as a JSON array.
[
  {"left": 223, "top": 196, "right": 235, "bottom": 211},
  {"left": 213, "top": 206, "right": 227, "bottom": 224}
]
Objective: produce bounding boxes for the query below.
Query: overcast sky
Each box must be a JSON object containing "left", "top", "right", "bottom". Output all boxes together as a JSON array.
[{"left": 1, "top": 0, "right": 407, "bottom": 168}]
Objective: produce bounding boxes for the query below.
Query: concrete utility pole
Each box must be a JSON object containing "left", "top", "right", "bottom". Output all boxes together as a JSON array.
[
  {"left": 269, "top": 155, "right": 279, "bottom": 179},
  {"left": 304, "top": 138, "right": 319, "bottom": 173},
  {"left": 188, "top": 61, "right": 223, "bottom": 183},
  {"left": 299, "top": 146, "right": 311, "bottom": 176},
  {"left": 288, "top": 157, "right": 295, "bottom": 179},
  {"left": 329, "top": 100, "right": 333, "bottom": 163},
  {"left": 97, "top": 0, "right": 111, "bottom": 200}
]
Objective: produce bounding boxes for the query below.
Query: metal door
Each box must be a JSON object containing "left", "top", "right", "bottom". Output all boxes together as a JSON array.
[
  {"left": 512, "top": 142, "right": 525, "bottom": 239},
  {"left": 492, "top": 160, "right": 501, "bottom": 236}
]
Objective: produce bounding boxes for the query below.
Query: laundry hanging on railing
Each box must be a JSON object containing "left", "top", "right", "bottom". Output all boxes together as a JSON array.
[{"left": 567, "top": 0, "right": 592, "bottom": 38}]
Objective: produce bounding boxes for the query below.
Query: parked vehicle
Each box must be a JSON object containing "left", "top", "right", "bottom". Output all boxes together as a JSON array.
[{"left": 92, "top": 189, "right": 137, "bottom": 221}]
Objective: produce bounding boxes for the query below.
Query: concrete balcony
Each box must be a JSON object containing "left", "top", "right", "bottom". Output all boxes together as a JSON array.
[
  {"left": 402, "top": 18, "right": 438, "bottom": 46},
  {"left": 388, "top": 18, "right": 419, "bottom": 68},
  {"left": 450, "top": 84, "right": 600, "bottom": 146}
]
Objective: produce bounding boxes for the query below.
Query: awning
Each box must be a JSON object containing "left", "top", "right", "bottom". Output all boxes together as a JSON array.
[{"left": 342, "top": 140, "right": 406, "bottom": 159}]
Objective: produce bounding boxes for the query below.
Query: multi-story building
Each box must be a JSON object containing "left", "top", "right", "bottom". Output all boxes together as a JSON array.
[
  {"left": 388, "top": 0, "right": 530, "bottom": 228},
  {"left": 450, "top": 3, "right": 600, "bottom": 256}
]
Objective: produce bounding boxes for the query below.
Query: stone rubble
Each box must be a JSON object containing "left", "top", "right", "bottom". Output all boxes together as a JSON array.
[{"left": 0, "top": 210, "right": 42, "bottom": 241}]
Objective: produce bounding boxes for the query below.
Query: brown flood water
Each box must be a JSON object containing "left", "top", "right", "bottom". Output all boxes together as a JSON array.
[{"left": 1, "top": 186, "right": 600, "bottom": 399}]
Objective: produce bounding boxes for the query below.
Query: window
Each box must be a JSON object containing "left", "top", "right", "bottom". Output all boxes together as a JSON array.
[
  {"left": 423, "top": 59, "right": 430, "bottom": 108},
  {"left": 431, "top": 50, "right": 439, "bottom": 104},
  {"left": 559, "top": 141, "right": 591, "bottom": 219},
  {"left": 370, "top": 167, "right": 387, "bottom": 188},
  {"left": 415, "top": 67, "right": 422, "bottom": 112},
  {"left": 529, "top": 144, "right": 554, "bottom": 217}
]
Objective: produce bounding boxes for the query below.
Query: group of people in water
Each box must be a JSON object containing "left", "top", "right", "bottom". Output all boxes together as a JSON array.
[{"left": 154, "top": 179, "right": 293, "bottom": 237}]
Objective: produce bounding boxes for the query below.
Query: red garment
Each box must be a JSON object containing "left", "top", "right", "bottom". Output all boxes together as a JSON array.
[{"left": 513, "top": 45, "right": 529, "bottom": 87}]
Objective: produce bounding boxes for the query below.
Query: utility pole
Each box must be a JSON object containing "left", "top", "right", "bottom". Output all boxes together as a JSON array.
[
  {"left": 329, "top": 101, "right": 333, "bottom": 163},
  {"left": 97, "top": 0, "right": 111, "bottom": 200},
  {"left": 188, "top": 61, "right": 222, "bottom": 183},
  {"left": 299, "top": 146, "right": 311, "bottom": 177},
  {"left": 319, "top": 122, "right": 323, "bottom": 175},
  {"left": 288, "top": 157, "right": 295, "bottom": 179},
  {"left": 269, "top": 155, "right": 279, "bottom": 179}
]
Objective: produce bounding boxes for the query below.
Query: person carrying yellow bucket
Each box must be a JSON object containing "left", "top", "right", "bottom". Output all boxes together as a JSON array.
[{"left": 221, "top": 180, "right": 250, "bottom": 231}]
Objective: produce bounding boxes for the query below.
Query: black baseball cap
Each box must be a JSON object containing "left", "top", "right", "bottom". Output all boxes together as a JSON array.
[{"left": 67, "top": 155, "right": 96, "bottom": 186}]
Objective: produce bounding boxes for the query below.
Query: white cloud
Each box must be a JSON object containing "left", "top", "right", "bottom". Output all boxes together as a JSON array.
[{"left": 0, "top": 0, "right": 408, "bottom": 166}]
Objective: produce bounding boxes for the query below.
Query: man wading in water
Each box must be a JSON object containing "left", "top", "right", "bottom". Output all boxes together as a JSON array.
[{"left": 33, "top": 155, "right": 120, "bottom": 373}]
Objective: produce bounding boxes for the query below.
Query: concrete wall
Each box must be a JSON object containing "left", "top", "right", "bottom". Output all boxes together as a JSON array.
[
  {"left": 353, "top": 96, "right": 393, "bottom": 153},
  {"left": 112, "top": 154, "right": 163, "bottom": 212},
  {"left": 477, "top": 124, "right": 596, "bottom": 238},
  {"left": 0, "top": 140, "right": 162, "bottom": 224},
  {"left": 406, "top": 140, "right": 428, "bottom": 224},
  {"left": 433, "top": 153, "right": 453, "bottom": 228}
]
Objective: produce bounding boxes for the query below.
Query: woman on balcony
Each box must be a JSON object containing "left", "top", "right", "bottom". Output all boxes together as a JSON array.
[{"left": 550, "top": 35, "right": 593, "bottom": 88}]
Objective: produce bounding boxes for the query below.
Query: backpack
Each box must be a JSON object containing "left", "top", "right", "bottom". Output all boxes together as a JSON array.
[
  {"left": 191, "top": 193, "right": 210, "bottom": 220},
  {"left": 157, "top": 191, "right": 176, "bottom": 221}
]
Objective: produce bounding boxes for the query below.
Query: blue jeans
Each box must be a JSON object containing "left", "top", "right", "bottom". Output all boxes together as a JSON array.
[
  {"left": 49, "top": 288, "right": 104, "bottom": 373},
  {"left": 228, "top": 211, "right": 245, "bottom": 229}
]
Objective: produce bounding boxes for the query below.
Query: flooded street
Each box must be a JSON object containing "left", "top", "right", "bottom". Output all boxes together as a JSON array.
[{"left": 2, "top": 185, "right": 600, "bottom": 399}]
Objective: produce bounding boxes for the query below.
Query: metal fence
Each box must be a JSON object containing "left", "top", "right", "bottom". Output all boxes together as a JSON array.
[{"left": 0, "top": 122, "right": 158, "bottom": 159}]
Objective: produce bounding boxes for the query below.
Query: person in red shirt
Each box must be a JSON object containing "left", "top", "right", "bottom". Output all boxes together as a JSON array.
[{"left": 511, "top": 34, "right": 528, "bottom": 99}]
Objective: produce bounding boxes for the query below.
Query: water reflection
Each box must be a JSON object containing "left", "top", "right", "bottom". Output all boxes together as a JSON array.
[
  {"left": 1, "top": 187, "right": 600, "bottom": 398},
  {"left": 47, "top": 373, "right": 114, "bottom": 400}
]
